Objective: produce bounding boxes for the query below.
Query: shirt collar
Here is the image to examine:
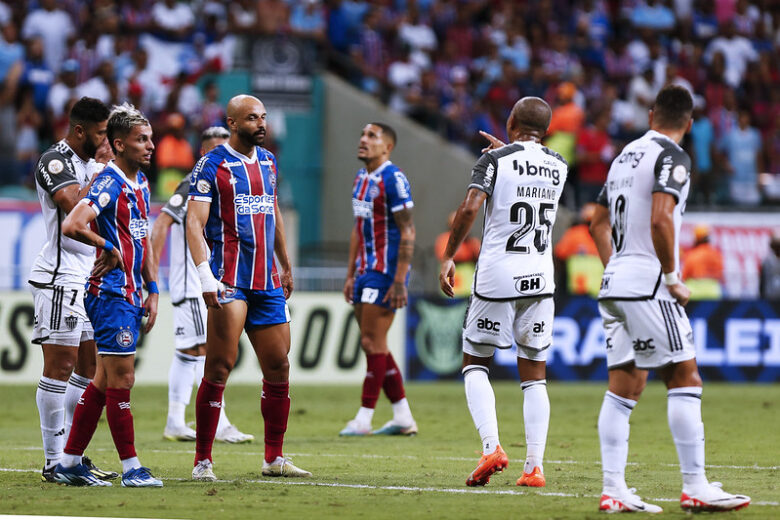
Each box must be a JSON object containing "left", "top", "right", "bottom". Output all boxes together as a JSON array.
[
  {"left": 368, "top": 160, "right": 392, "bottom": 178},
  {"left": 223, "top": 142, "right": 257, "bottom": 163},
  {"left": 107, "top": 160, "right": 141, "bottom": 190}
]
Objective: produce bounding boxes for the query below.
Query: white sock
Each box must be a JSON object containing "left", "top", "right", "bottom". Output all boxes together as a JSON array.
[
  {"left": 668, "top": 386, "right": 708, "bottom": 493},
  {"left": 195, "top": 354, "right": 205, "bottom": 383},
  {"left": 64, "top": 373, "right": 90, "bottom": 441},
  {"left": 217, "top": 401, "right": 232, "bottom": 432},
  {"left": 37, "top": 377, "right": 67, "bottom": 469},
  {"left": 521, "top": 379, "right": 549, "bottom": 474},
  {"left": 168, "top": 351, "right": 198, "bottom": 428},
  {"left": 355, "top": 406, "right": 374, "bottom": 425},
  {"left": 61, "top": 453, "right": 81, "bottom": 468},
  {"left": 121, "top": 456, "right": 142, "bottom": 473},
  {"left": 391, "top": 397, "right": 413, "bottom": 424},
  {"left": 598, "top": 391, "right": 636, "bottom": 494},
  {"left": 463, "top": 365, "right": 499, "bottom": 455}
]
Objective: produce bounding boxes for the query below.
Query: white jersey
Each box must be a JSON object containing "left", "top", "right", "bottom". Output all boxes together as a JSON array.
[
  {"left": 597, "top": 130, "right": 691, "bottom": 300},
  {"left": 161, "top": 176, "right": 201, "bottom": 303},
  {"left": 29, "top": 140, "right": 101, "bottom": 288},
  {"left": 468, "top": 140, "right": 568, "bottom": 300}
]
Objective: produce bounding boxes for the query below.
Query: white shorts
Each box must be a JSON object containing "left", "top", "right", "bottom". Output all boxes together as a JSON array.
[
  {"left": 173, "top": 298, "right": 207, "bottom": 350},
  {"left": 462, "top": 295, "right": 553, "bottom": 361},
  {"left": 31, "top": 284, "right": 93, "bottom": 347},
  {"left": 599, "top": 298, "right": 696, "bottom": 370}
]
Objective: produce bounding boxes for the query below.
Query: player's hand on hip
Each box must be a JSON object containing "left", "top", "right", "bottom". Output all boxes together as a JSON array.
[
  {"left": 383, "top": 281, "right": 407, "bottom": 309},
  {"left": 343, "top": 277, "right": 355, "bottom": 303},
  {"left": 668, "top": 282, "right": 691, "bottom": 307},
  {"left": 281, "top": 269, "right": 294, "bottom": 299},
  {"left": 479, "top": 130, "right": 505, "bottom": 153},
  {"left": 143, "top": 292, "right": 158, "bottom": 333},
  {"left": 92, "top": 247, "right": 124, "bottom": 277},
  {"left": 203, "top": 291, "right": 221, "bottom": 309},
  {"left": 439, "top": 259, "right": 456, "bottom": 298}
]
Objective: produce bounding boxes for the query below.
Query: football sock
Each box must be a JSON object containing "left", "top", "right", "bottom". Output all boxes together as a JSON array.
[
  {"left": 261, "top": 380, "right": 290, "bottom": 463},
  {"left": 361, "top": 353, "right": 387, "bottom": 409},
  {"left": 64, "top": 383, "right": 106, "bottom": 459},
  {"left": 36, "top": 376, "right": 66, "bottom": 469},
  {"left": 463, "top": 364, "right": 499, "bottom": 455},
  {"left": 195, "top": 378, "right": 224, "bottom": 464},
  {"left": 167, "top": 351, "right": 198, "bottom": 428},
  {"left": 383, "top": 352, "right": 406, "bottom": 403},
  {"left": 668, "top": 386, "right": 708, "bottom": 492},
  {"left": 391, "top": 398, "right": 414, "bottom": 424},
  {"left": 598, "top": 391, "right": 636, "bottom": 493},
  {"left": 194, "top": 362, "right": 231, "bottom": 431},
  {"left": 64, "top": 373, "right": 90, "bottom": 440},
  {"left": 105, "top": 388, "right": 137, "bottom": 461},
  {"left": 355, "top": 406, "right": 374, "bottom": 425},
  {"left": 121, "top": 456, "right": 141, "bottom": 473},
  {"left": 521, "top": 379, "right": 549, "bottom": 474}
]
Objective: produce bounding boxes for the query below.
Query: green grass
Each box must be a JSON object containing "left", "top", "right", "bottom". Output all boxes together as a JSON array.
[{"left": 1, "top": 382, "right": 778, "bottom": 519}]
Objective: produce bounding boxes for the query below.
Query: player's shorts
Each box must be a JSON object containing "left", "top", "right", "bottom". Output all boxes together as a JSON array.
[
  {"left": 462, "top": 295, "right": 553, "bottom": 362},
  {"left": 353, "top": 270, "right": 406, "bottom": 311},
  {"left": 598, "top": 298, "right": 696, "bottom": 370},
  {"left": 84, "top": 293, "right": 143, "bottom": 355},
  {"left": 30, "top": 283, "right": 94, "bottom": 347},
  {"left": 218, "top": 285, "right": 290, "bottom": 331},
  {"left": 173, "top": 297, "right": 207, "bottom": 350}
]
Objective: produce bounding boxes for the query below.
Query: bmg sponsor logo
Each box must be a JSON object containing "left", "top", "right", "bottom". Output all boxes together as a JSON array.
[
  {"left": 477, "top": 317, "right": 500, "bottom": 333},
  {"left": 514, "top": 160, "right": 561, "bottom": 186},
  {"left": 235, "top": 194, "right": 274, "bottom": 215},
  {"left": 514, "top": 274, "right": 546, "bottom": 295}
]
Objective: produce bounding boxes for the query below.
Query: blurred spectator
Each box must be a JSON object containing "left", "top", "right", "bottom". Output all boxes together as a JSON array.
[
  {"left": 682, "top": 225, "right": 724, "bottom": 300},
  {"left": 14, "top": 85, "right": 42, "bottom": 184},
  {"left": 290, "top": 0, "right": 326, "bottom": 42},
  {"left": 155, "top": 112, "right": 194, "bottom": 199},
  {"left": 21, "top": 38, "right": 54, "bottom": 114},
  {"left": 151, "top": 0, "right": 194, "bottom": 42},
  {"left": 760, "top": 231, "right": 780, "bottom": 300},
  {"left": 350, "top": 8, "right": 387, "bottom": 95},
  {"left": 626, "top": 65, "right": 656, "bottom": 133},
  {"left": 0, "top": 22, "right": 24, "bottom": 85},
  {"left": 689, "top": 105, "right": 717, "bottom": 204},
  {"left": 576, "top": 109, "right": 614, "bottom": 205},
  {"left": 21, "top": 0, "right": 75, "bottom": 74},
  {"left": 704, "top": 20, "right": 758, "bottom": 88},
  {"left": 47, "top": 59, "right": 79, "bottom": 121},
  {"left": 120, "top": 0, "right": 154, "bottom": 34},
  {"left": 721, "top": 109, "right": 763, "bottom": 204},
  {"left": 546, "top": 82, "right": 585, "bottom": 166},
  {"left": 167, "top": 72, "right": 202, "bottom": 125},
  {"left": 0, "top": 60, "right": 21, "bottom": 185},
  {"left": 76, "top": 59, "right": 119, "bottom": 106},
  {"left": 434, "top": 211, "right": 479, "bottom": 297},
  {"left": 554, "top": 203, "right": 603, "bottom": 297},
  {"left": 200, "top": 80, "right": 225, "bottom": 129},
  {"left": 386, "top": 44, "right": 419, "bottom": 114},
  {"left": 630, "top": 0, "right": 676, "bottom": 31}
]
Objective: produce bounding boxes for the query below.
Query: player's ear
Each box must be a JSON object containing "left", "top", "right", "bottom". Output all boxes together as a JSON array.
[
  {"left": 685, "top": 118, "right": 693, "bottom": 134},
  {"left": 648, "top": 109, "right": 654, "bottom": 128}
]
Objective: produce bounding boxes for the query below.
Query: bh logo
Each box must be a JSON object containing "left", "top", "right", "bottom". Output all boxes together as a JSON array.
[
  {"left": 477, "top": 317, "right": 500, "bottom": 332},
  {"left": 515, "top": 275, "right": 545, "bottom": 295},
  {"left": 115, "top": 329, "right": 134, "bottom": 347}
]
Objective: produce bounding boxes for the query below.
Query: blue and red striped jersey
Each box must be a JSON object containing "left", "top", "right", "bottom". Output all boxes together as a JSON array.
[
  {"left": 82, "top": 162, "right": 150, "bottom": 307},
  {"left": 188, "top": 143, "right": 281, "bottom": 291},
  {"left": 351, "top": 161, "right": 413, "bottom": 277}
]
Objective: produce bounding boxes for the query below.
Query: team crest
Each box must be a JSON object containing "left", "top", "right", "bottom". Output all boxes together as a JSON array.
[
  {"left": 197, "top": 180, "right": 211, "bottom": 194},
  {"left": 369, "top": 185, "right": 380, "bottom": 198},
  {"left": 169, "top": 193, "right": 183, "bottom": 207},
  {"left": 65, "top": 315, "right": 78, "bottom": 331},
  {"left": 672, "top": 164, "right": 688, "bottom": 184},
  {"left": 115, "top": 329, "right": 134, "bottom": 347},
  {"left": 269, "top": 173, "right": 276, "bottom": 189},
  {"left": 47, "top": 159, "right": 64, "bottom": 174},
  {"left": 98, "top": 192, "right": 111, "bottom": 207}
]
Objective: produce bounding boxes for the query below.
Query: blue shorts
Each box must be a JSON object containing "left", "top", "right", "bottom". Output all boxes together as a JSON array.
[
  {"left": 353, "top": 270, "right": 406, "bottom": 310},
  {"left": 84, "top": 293, "right": 143, "bottom": 355},
  {"left": 218, "top": 285, "right": 290, "bottom": 331}
]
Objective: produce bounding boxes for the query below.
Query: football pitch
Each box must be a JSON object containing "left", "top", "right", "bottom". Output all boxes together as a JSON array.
[{"left": 1, "top": 382, "right": 778, "bottom": 519}]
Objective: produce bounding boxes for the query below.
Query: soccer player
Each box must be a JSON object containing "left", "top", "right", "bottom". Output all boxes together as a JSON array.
[
  {"left": 55, "top": 103, "right": 162, "bottom": 487},
  {"left": 187, "top": 95, "right": 311, "bottom": 481},
  {"left": 152, "top": 126, "right": 253, "bottom": 444},
  {"left": 439, "top": 97, "right": 567, "bottom": 488},
  {"left": 29, "top": 96, "right": 118, "bottom": 483},
  {"left": 339, "top": 122, "right": 418, "bottom": 437},
  {"left": 590, "top": 85, "right": 750, "bottom": 512}
]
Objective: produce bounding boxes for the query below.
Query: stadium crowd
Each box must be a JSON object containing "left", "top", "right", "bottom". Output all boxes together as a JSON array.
[{"left": 0, "top": 0, "right": 778, "bottom": 207}]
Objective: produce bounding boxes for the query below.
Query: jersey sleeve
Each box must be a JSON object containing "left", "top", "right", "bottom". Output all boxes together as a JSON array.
[
  {"left": 81, "top": 173, "right": 120, "bottom": 216},
  {"left": 188, "top": 154, "right": 218, "bottom": 202},
  {"left": 161, "top": 176, "right": 190, "bottom": 224},
  {"left": 468, "top": 152, "right": 498, "bottom": 197},
  {"left": 595, "top": 183, "right": 608, "bottom": 206},
  {"left": 652, "top": 147, "right": 691, "bottom": 203},
  {"left": 385, "top": 169, "right": 414, "bottom": 213},
  {"left": 35, "top": 150, "right": 78, "bottom": 196}
]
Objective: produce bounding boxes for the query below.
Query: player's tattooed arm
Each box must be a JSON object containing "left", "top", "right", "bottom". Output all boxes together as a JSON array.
[
  {"left": 589, "top": 203, "right": 613, "bottom": 267},
  {"left": 274, "top": 199, "right": 294, "bottom": 299},
  {"left": 439, "top": 188, "right": 487, "bottom": 297},
  {"left": 343, "top": 226, "right": 360, "bottom": 303},
  {"left": 385, "top": 207, "right": 415, "bottom": 309}
]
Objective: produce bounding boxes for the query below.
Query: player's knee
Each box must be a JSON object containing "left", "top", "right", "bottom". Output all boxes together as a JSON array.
[
  {"left": 44, "top": 356, "right": 76, "bottom": 381},
  {"left": 360, "top": 334, "right": 385, "bottom": 355},
  {"left": 113, "top": 372, "right": 134, "bottom": 390},
  {"left": 264, "top": 356, "right": 290, "bottom": 379},
  {"left": 207, "top": 358, "right": 234, "bottom": 384}
]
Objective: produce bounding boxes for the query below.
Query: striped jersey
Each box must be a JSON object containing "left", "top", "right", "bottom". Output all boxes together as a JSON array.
[
  {"left": 188, "top": 143, "right": 280, "bottom": 291},
  {"left": 81, "top": 161, "right": 151, "bottom": 307},
  {"left": 351, "top": 161, "right": 414, "bottom": 278}
]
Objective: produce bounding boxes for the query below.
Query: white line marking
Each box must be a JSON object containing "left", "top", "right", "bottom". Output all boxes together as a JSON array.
[{"left": 2, "top": 467, "right": 776, "bottom": 507}]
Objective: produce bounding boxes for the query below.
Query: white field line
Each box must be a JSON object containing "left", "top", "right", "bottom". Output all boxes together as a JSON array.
[
  {"left": 8, "top": 446, "right": 780, "bottom": 471},
  {"left": 1, "top": 467, "right": 777, "bottom": 507}
]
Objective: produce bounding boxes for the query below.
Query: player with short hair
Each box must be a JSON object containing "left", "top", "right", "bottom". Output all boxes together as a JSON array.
[
  {"left": 187, "top": 95, "right": 311, "bottom": 481},
  {"left": 590, "top": 85, "right": 750, "bottom": 512},
  {"left": 55, "top": 103, "right": 162, "bottom": 487},
  {"left": 339, "top": 122, "right": 418, "bottom": 437},
  {"left": 29, "top": 96, "right": 118, "bottom": 483},
  {"left": 439, "top": 97, "right": 567, "bottom": 488},
  {"left": 152, "top": 126, "right": 253, "bottom": 444}
]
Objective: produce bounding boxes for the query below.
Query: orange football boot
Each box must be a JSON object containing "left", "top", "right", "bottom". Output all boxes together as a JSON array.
[
  {"left": 465, "top": 445, "right": 508, "bottom": 486},
  {"left": 516, "top": 466, "right": 545, "bottom": 487}
]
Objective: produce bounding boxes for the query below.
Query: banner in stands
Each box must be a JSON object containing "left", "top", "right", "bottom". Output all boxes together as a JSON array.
[
  {"left": 0, "top": 291, "right": 404, "bottom": 384},
  {"left": 407, "top": 296, "right": 780, "bottom": 382}
]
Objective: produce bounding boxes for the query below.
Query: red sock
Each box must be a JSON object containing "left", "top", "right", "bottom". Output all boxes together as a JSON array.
[
  {"left": 195, "top": 378, "right": 224, "bottom": 464},
  {"left": 361, "top": 353, "right": 387, "bottom": 409},
  {"left": 383, "top": 352, "right": 406, "bottom": 403},
  {"left": 105, "top": 388, "right": 136, "bottom": 460},
  {"left": 64, "top": 383, "right": 106, "bottom": 456},
  {"left": 261, "top": 379, "right": 290, "bottom": 463}
]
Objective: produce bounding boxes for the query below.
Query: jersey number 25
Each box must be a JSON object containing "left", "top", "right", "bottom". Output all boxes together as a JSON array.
[{"left": 506, "top": 201, "right": 554, "bottom": 254}]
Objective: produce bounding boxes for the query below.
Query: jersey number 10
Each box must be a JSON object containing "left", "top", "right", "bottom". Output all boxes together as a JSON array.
[{"left": 505, "top": 201, "right": 554, "bottom": 254}]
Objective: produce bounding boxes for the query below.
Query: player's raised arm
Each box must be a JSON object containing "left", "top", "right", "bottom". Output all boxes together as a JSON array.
[
  {"left": 384, "top": 206, "right": 414, "bottom": 309},
  {"left": 62, "top": 200, "right": 123, "bottom": 276},
  {"left": 186, "top": 198, "right": 221, "bottom": 309},
  {"left": 439, "top": 188, "right": 487, "bottom": 297},
  {"left": 273, "top": 199, "right": 294, "bottom": 299}
]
